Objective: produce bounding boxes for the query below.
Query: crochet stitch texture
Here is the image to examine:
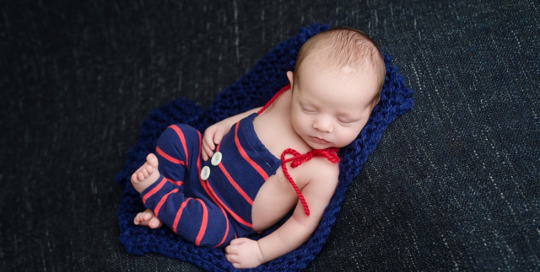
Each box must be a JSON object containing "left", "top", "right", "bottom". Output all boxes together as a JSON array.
[{"left": 116, "top": 23, "right": 414, "bottom": 271}]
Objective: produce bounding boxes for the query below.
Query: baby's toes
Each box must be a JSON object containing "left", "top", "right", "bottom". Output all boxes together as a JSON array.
[
  {"left": 146, "top": 165, "right": 154, "bottom": 175},
  {"left": 147, "top": 153, "right": 159, "bottom": 168},
  {"left": 142, "top": 211, "right": 154, "bottom": 221},
  {"left": 140, "top": 169, "right": 148, "bottom": 178},
  {"left": 137, "top": 172, "right": 145, "bottom": 181},
  {"left": 134, "top": 214, "right": 142, "bottom": 225},
  {"left": 148, "top": 217, "right": 162, "bottom": 229}
]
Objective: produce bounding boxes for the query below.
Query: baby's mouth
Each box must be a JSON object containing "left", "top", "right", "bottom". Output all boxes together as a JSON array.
[{"left": 310, "top": 136, "right": 330, "bottom": 144}]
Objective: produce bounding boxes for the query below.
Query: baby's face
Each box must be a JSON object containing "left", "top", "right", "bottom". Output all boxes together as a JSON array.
[{"left": 288, "top": 62, "right": 380, "bottom": 150}]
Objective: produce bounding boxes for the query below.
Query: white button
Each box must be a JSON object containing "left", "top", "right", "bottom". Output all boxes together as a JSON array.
[
  {"left": 211, "top": 152, "right": 223, "bottom": 166},
  {"left": 200, "top": 166, "right": 210, "bottom": 180}
]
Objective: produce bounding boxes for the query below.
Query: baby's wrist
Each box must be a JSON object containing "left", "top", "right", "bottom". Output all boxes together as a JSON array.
[
  {"left": 255, "top": 240, "right": 266, "bottom": 265},
  {"left": 257, "top": 239, "right": 277, "bottom": 265}
]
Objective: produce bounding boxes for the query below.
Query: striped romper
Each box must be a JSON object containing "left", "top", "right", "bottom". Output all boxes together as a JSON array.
[{"left": 140, "top": 112, "right": 281, "bottom": 248}]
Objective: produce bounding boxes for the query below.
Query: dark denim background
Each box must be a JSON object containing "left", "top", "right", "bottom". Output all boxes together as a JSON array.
[{"left": 1, "top": 0, "right": 538, "bottom": 271}]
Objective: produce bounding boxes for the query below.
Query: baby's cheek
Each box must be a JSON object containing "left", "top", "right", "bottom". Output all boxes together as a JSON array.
[{"left": 341, "top": 128, "right": 361, "bottom": 146}]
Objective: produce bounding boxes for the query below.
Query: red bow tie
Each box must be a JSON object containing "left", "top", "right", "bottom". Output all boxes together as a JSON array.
[{"left": 280, "top": 148, "right": 340, "bottom": 216}]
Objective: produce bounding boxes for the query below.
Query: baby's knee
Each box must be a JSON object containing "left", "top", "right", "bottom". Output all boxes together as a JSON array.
[{"left": 156, "top": 124, "right": 199, "bottom": 156}]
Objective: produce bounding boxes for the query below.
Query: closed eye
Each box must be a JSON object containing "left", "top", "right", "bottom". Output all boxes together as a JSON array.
[
  {"left": 301, "top": 106, "right": 316, "bottom": 113},
  {"left": 337, "top": 118, "right": 358, "bottom": 125}
]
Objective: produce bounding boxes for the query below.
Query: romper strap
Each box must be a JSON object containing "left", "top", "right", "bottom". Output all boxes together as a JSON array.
[
  {"left": 280, "top": 148, "right": 340, "bottom": 216},
  {"left": 257, "top": 85, "right": 291, "bottom": 115}
]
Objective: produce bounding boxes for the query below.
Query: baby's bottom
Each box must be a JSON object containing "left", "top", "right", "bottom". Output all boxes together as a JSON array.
[{"left": 138, "top": 124, "right": 238, "bottom": 248}]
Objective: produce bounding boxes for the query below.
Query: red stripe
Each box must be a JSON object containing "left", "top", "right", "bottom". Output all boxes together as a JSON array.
[
  {"left": 170, "top": 125, "right": 189, "bottom": 167},
  {"left": 141, "top": 177, "right": 167, "bottom": 204},
  {"left": 170, "top": 180, "right": 183, "bottom": 186},
  {"left": 197, "top": 131, "right": 215, "bottom": 199},
  {"left": 156, "top": 146, "right": 185, "bottom": 165},
  {"left": 172, "top": 197, "right": 193, "bottom": 233},
  {"left": 154, "top": 188, "right": 178, "bottom": 217},
  {"left": 213, "top": 205, "right": 229, "bottom": 248},
  {"left": 194, "top": 199, "right": 208, "bottom": 246},
  {"left": 233, "top": 123, "right": 269, "bottom": 180},
  {"left": 205, "top": 182, "right": 253, "bottom": 228},
  {"left": 214, "top": 143, "right": 253, "bottom": 204},
  {"left": 218, "top": 162, "right": 253, "bottom": 205},
  {"left": 207, "top": 146, "right": 232, "bottom": 248},
  {"left": 195, "top": 130, "right": 248, "bottom": 237},
  {"left": 196, "top": 130, "right": 201, "bottom": 169}
]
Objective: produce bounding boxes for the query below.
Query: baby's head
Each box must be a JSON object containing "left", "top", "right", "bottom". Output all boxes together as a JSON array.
[
  {"left": 287, "top": 27, "right": 386, "bottom": 149},
  {"left": 292, "top": 27, "right": 385, "bottom": 103}
]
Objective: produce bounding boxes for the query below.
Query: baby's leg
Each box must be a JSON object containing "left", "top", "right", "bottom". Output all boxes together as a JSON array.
[
  {"left": 144, "top": 190, "right": 236, "bottom": 247},
  {"left": 131, "top": 153, "right": 160, "bottom": 193},
  {"left": 133, "top": 208, "right": 163, "bottom": 229},
  {"left": 137, "top": 124, "right": 236, "bottom": 247}
]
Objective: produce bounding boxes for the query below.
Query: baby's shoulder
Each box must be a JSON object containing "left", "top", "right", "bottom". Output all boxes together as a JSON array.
[{"left": 303, "top": 157, "right": 339, "bottom": 186}]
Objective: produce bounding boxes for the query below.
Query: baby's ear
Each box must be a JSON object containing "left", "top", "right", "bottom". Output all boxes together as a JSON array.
[{"left": 286, "top": 71, "right": 294, "bottom": 87}]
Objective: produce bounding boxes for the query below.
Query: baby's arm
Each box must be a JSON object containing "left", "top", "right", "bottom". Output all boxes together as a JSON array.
[
  {"left": 201, "top": 107, "right": 261, "bottom": 161},
  {"left": 225, "top": 162, "right": 339, "bottom": 268}
]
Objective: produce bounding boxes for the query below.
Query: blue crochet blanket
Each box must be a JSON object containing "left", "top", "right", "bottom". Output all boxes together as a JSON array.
[{"left": 116, "top": 23, "right": 414, "bottom": 271}]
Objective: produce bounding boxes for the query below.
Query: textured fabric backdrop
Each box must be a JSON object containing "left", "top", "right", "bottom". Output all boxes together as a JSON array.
[{"left": 1, "top": 0, "right": 539, "bottom": 271}]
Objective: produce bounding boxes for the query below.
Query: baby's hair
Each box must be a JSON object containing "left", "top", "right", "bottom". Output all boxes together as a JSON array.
[{"left": 294, "top": 27, "right": 386, "bottom": 101}]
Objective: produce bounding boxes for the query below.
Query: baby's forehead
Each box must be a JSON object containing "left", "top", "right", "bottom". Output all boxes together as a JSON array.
[
  {"left": 305, "top": 33, "right": 384, "bottom": 73},
  {"left": 303, "top": 43, "right": 380, "bottom": 69},
  {"left": 295, "top": 61, "right": 381, "bottom": 106},
  {"left": 298, "top": 56, "right": 379, "bottom": 79}
]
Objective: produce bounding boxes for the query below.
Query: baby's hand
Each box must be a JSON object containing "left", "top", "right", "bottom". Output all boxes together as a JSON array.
[
  {"left": 225, "top": 238, "right": 264, "bottom": 269},
  {"left": 201, "top": 122, "right": 231, "bottom": 161}
]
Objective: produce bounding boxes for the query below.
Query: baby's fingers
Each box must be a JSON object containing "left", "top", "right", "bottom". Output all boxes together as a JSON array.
[
  {"left": 225, "top": 253, "right": 239, "bottom": 265},
  {"left": 229, "top": 238, "right": 245, "bottom": 245},
  {"left": 201, "top": 134, "right": 215, "bottom": 160},
  {"left": 201, "top": 142, "right": 213, "bottom": 161},
  {"left": 203, "top": 128, "right": 217, "bottom": 147},
  {"left": 212, "top": 131, "right": 224, "bottom": 145}
]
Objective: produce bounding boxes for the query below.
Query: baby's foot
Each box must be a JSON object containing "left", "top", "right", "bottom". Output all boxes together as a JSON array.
[
  {"left": 134, "top": 209, "right": 163, "bottom": 229},
  {"left": 131, "top": 153, "right": 160, "bottom": 193}
]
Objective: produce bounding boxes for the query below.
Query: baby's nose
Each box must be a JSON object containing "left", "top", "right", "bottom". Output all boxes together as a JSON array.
[{"left": 313, "top": 117, "right": 333, "bottom": 133}]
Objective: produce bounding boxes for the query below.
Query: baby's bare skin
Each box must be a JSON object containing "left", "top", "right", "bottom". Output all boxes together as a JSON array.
[
  {"left": 131, "top": 154, "right": 160, "bottom": 193},
  {"left": 131, "top": 154, "right": 163, "bottom": 229},
  {"left": 134, "top": 207, "right": 163, "bottom": 229}
]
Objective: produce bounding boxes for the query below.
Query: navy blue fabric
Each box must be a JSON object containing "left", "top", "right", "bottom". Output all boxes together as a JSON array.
[
  {"left": 141, "top": 123, "right": 235, "bottom": 248},
  {"left": 115, "top": 24, "right": 414, "bottom": 271},
  {"left": 141, "top": 113, "right": 282, "bottom": 248}
]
